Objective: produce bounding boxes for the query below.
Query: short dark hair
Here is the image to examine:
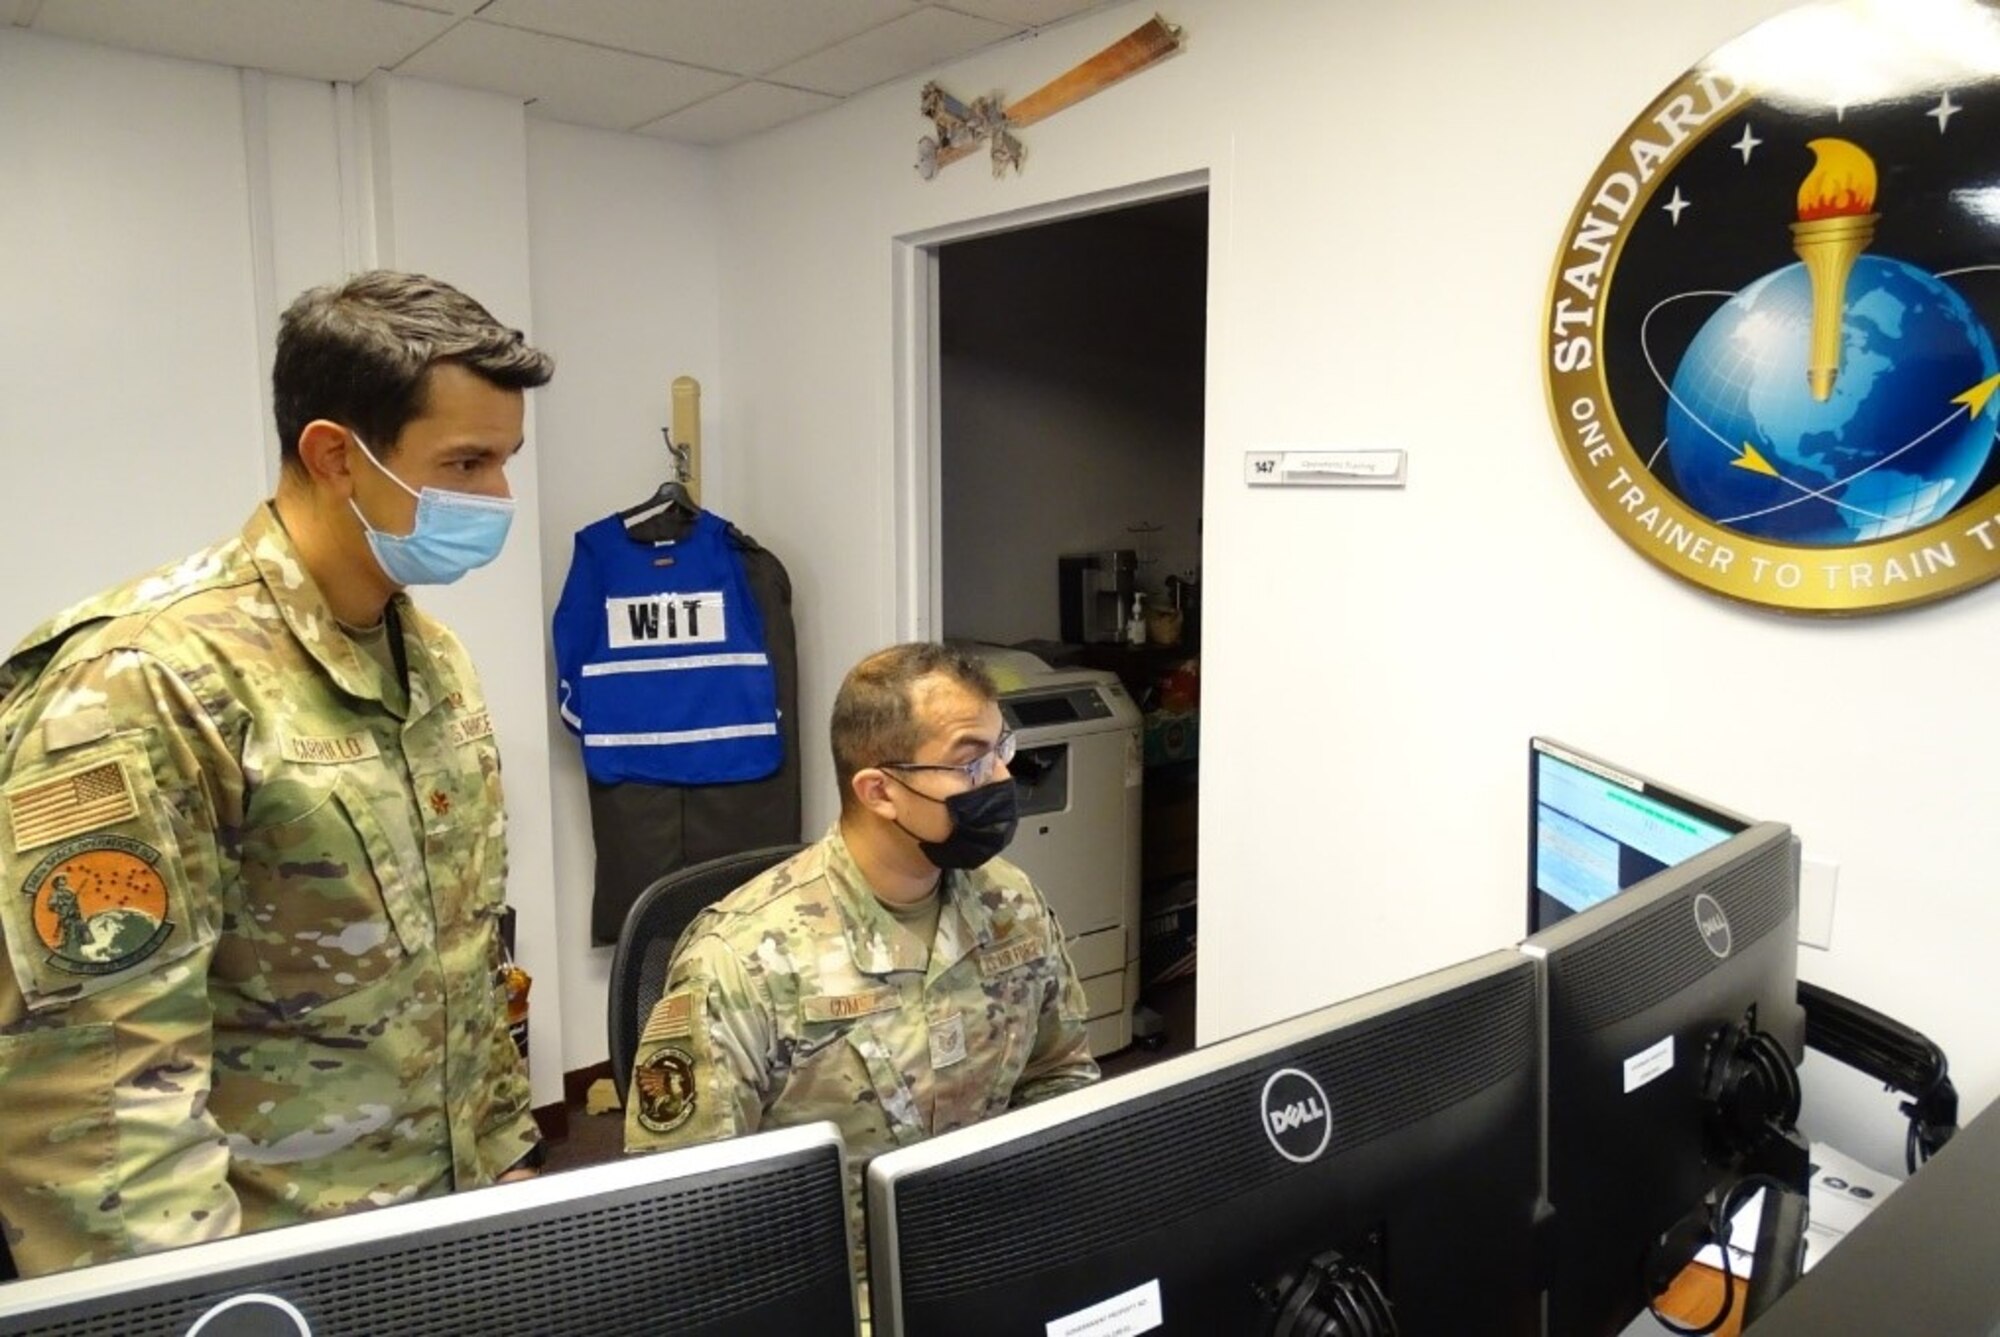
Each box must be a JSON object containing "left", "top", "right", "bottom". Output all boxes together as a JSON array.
[
  {"left": 831, "top": 643, "right": 998, "bottom": 810},
  {"left": 272, "top": 270, "right": 554, "bottom": 466}
]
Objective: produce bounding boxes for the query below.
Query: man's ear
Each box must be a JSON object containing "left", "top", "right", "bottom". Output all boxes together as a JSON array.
[
  {"left": 295, "top": 420, "right": 359, "bottom": 495},
  {"left": 851, "top": 767, "right": 899, "bottom": 822}
]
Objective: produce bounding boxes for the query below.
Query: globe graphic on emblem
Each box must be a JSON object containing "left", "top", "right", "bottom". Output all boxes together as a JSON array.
[
  {"left": 79, "top": 907, "right": 160, "bottom": 962},
  {"left": 1664, "top": 255, "right": 1999, "bottom": 544}
]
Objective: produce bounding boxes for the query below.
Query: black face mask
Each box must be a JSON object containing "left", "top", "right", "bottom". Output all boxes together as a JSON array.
[{"left": 888, "top": 775, "right": 1019, "bottom": 870}]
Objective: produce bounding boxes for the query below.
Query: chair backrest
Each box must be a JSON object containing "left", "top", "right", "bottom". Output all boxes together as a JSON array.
[{"left": 607, "top": 844, "right": 807, "bottom": 1101}]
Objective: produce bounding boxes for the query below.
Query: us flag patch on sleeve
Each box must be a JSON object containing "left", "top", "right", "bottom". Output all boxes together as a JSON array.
[
  {"left": 642, "top": 991, "right": 694, "bottom": 1044},
  {"left": 7, "top": 760, "right": 137, "bottom": 854}
]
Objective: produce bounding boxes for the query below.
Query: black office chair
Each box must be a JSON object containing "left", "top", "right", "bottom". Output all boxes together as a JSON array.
[{"left": 606, "top": 843, "right": 806, "bottom": 1102}]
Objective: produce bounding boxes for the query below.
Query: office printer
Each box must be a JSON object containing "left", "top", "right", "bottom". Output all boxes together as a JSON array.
[{"left": 967, "top": 646, "right": 1143, "bottom": 1055}]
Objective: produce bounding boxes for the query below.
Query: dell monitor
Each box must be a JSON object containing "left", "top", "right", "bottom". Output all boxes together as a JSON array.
[
  {"left": 1529, "top": 736, "right": 1746, "bottom": 934},
  {"left": 867, "top": 949, "right": 1544, "bottom": 1337},
  {"left": 1524, "top": 790, "right": 1806, "bottom": 1337},
  {"left": 0, "top": 1122, "right": 856, "bottom": 1337}
]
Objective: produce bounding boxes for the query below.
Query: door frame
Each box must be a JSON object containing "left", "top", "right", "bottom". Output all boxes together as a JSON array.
[{"left": 889, "top": 169, "right": 1210, "bottom": 640}]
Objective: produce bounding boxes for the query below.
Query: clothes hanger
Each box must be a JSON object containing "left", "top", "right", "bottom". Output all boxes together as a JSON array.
[{"left": 621, "top": 429, "right": 699, "bottom": 528}]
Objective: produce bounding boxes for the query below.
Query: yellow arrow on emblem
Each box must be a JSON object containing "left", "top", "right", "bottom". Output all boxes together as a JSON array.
[
  {"left": 1952, "top": 372, "right": 2000, "bottom": 420},
  {"left": 1731, "top": 442, "right": 1780, "bottom": 476}
]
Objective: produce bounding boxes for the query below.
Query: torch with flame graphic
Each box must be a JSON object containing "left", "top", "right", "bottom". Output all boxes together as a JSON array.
[{"left": 1791, "top": 138, "right": 1880, "bottom": 401}]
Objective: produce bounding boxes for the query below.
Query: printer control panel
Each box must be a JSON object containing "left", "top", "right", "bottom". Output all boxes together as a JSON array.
[{"left": 1001, "top": 686, "right": 1117, "bottom": 731}]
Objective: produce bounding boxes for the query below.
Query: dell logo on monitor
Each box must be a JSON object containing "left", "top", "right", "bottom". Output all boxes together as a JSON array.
[
  {"left": 1693, "top": 893, "right": 1733, "bottom": 959},
  {"left": 1260, "top": 1067, "right": 1332, "bottom": 1163},
  {"left": 185, "top": 1292, "right": 314, "bottom": 1335}
]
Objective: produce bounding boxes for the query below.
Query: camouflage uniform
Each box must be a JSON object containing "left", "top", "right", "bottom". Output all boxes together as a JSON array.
[
  {"left": 624, "top": 826, "right": 1099, "bottom": 1297},
  {"left": 0, "top": 505, "right": 536, "bottom": 1277}
]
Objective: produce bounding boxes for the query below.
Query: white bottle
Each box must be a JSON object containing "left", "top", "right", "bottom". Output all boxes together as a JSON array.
[{"left": 1127, "top": 592, "right": 1148, "bottom": 645}]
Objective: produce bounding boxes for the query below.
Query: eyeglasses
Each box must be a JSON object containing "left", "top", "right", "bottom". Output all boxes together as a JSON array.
[{"left": 880, "top": 728, "right": 1017, "bottom": 786}]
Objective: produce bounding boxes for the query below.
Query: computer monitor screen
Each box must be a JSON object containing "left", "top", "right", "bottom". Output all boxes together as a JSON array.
[
  {"left": 867, "top": 950, "right": 1543, "bottom": 1337},
  {"left": 1525, "top": 818, "right": 1805, "bottom": 1337},
  {"left": 0, "top": 1123, "right": 855, "bottom": 1337},
  {"left": 1529, "top": 736, "right": 1747, "bottom": 933}
]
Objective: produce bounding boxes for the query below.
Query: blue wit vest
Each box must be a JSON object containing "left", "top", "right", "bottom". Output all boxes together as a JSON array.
[{"left": 553, "top": 511, "right": 784, "bottom": 784}]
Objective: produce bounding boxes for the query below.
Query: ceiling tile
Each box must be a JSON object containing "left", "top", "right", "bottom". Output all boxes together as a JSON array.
[
  {"left": 382, "top": 0, "right": 482, "bottom": 15},
  {"left": 32, "top": 0, "right": 452, "bottom": 82},
  {"left": 937, "top": 0, "right": 1108, "bottom": 27},
  {"left": 480, "top": 0, "right": 916, "bottom": 76},
  {"left": 767, "top": 6, "right": 1016, "bottom": 98},
  {"left": 397, "top": 19, "right": 736, "bottom": 130},
  {"left": 637, "top": 80, "right": 838, "bottom": 146}
]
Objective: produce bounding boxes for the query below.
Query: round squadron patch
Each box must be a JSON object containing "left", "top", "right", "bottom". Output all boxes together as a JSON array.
[
  {"left": 23, "top": 834, "right": 174, "bottom": 976},
  {"left": 634, "top": 1045, "right": 699, "bottom": 1134}
]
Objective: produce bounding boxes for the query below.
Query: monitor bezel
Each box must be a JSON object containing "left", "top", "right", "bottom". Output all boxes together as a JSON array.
[
  {"left": 867, "top": 949, "right": 1539, "bottom": 1337},
  {"left": 0, "top": 1122, "right": 851, "bottom": 1324},
  {"left": 1522, "top": 818, "right": 1804, "bottom": 1337},
  {"left": 1520, "top": 818, "right": 1795, "bottom": 960},
  {"left": 1528, "top": 735, "right": 1753, "bottom": 935}
]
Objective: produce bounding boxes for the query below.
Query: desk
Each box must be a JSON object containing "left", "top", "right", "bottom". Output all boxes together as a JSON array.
[
  {"left": 1653, "top": 1263, "right": 1745, "bottom": 1336},
  {"left": 1750, "top": 1101, "right": 2000, "bottom": 1334}
]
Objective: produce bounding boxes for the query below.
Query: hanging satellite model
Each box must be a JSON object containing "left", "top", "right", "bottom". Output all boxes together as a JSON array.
[{"left": 917, "top": 14, "right": 1185, "bottom": 179}]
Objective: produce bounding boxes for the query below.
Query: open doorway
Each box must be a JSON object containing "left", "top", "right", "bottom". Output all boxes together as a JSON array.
[{"left": 921, "top": 188, "right": 1207, "bottom": 1073}]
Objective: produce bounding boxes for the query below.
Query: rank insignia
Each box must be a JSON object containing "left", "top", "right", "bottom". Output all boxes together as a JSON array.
[{"left": 928, "top": 1006, "right": 968, "bottom": 1069}]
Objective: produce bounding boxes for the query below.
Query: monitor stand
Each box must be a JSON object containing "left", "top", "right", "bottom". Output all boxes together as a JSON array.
[
  {"left": 1740, "top": 1180, "right": 1809, "bottom": 1323},
  {"left": 1646, "top": 1128, "right": 1812, "bottom": 1332},
  {"left": 1257, "top": 1245, "right": 1398, "bottom": 1336}
]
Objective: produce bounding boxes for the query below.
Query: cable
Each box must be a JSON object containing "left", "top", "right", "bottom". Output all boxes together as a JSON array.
[
  {"left": 1646, "top": 1173, "right": 1794, "bottom": 1336},
  {"left": 1646, "top": 1194, "right": 1738, "bottom": 1337}
]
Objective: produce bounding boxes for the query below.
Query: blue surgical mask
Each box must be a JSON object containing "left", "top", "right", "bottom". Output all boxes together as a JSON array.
[{"left": 348, "top": 433, "right": 515, "bottom": 586}]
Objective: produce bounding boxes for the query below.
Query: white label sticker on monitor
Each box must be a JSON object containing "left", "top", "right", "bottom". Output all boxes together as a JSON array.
[
  {"left": 1046, "top": 1279, "right": 1164, "bottom": 1337},
  {"left": 1623, "top": 1035, "right": 1675, "bottom": 1093}
]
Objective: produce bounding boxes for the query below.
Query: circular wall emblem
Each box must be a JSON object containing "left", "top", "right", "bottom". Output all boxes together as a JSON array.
[
  {"left": 1259, "top": 1066, "right": 1332, "bottom": 1164},
  {"left": 633, "top": 1045, "right": 699, "bottom": 1135},
  {"left": 1693, "top": 892, "right": 1734, "bottom": 958},
  {"left": 23, "top": 835, "right": 173, "bottom": 976},
  {"left": 1543, "top": 0, "right": 2000, "bottom": 613}
]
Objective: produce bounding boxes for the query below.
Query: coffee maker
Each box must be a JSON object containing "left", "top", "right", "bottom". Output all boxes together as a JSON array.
[{"left": 1058, "top": 550, "right": 1137, "bottom": 644}]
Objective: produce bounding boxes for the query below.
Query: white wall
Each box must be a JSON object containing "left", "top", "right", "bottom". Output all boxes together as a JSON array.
[
  {"left": 0, "top": 27, "right": 734, "bottom": 1097},
  {"left": 523, "top": 118, "right": 724, "bottom": 1072},
  {"left": 712, "top": 0, "right": 1998, "bottom": 1161},
  {"left": 0, "top": 32, "right": 571, "bottom": 1115},
  {"left": 0, "top": 31, "right": 268, "bottom": 642}
]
